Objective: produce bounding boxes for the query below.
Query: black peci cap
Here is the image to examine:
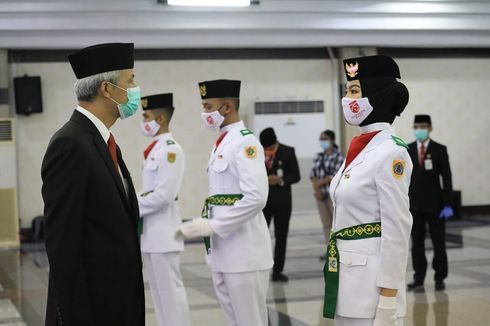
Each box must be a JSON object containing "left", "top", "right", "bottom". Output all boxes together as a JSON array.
[
  {"left": 68, "top": 43, "right": 134, "bottom": 79},
  {"left": 414, "top": 114, "right": 432, "bottom": 126},
  {"left": 343, "top": 55, "right": 401, "bottom": 82},
  {"left": 260, "top": 127, "right": 277, "bottom": 147},
  {"left": 141, "top": 93, "right": 173, "bottom": 111},
  {"left": 198, "top": 79, "right": 241, "bottom": 100}
]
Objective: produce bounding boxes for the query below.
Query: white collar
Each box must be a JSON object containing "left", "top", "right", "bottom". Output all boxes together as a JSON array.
[
  {"left": 153, "top": 132, "right": 172, "bottom": 141},
  {"left": 359, "top": 122, "right": 391, "bottom": 134},
  {"left": 76, "top": 106, "right": 111, "bottom": 143},
  {"left": 220, "top": 120, "right": 244, "bottom": 133}
]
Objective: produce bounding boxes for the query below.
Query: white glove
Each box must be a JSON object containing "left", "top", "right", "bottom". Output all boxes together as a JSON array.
[
  {"left": 175, "top": 218, "right": 214, "bottom": 240},
  {"left": 373, "top": 295, "right": 397, "bottom": 326}
]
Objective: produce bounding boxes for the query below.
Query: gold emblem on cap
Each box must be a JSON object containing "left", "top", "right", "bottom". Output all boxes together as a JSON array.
[
  {"left": 200, "top": 84, "right": 207, "bottom": 97},
  {"left": 345, "top": 62, "right": 359, "bottom": 78},
  {"left": 141, "top": 98, "right": 148, "bottom": 109}
]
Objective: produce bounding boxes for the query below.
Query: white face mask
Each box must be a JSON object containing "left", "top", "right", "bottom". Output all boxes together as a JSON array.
[
  {"left": 140, "top": 120, "right": 160, "bottom": 137},
  {"left": 341, "top": 97, "right": 374, "bottom": 126},
  {"left": 201, "top": 110, "right": 225, "bottom": 131}
]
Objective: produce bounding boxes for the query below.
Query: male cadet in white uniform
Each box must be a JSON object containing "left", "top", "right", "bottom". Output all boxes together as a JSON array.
[
  {"left": 138, "top": 93, "right": 190, "bottom": 326},
  {"left": 176, "top": 79, "right": 273, "bottom": 326},
  {"left": 323, "top": 56, "right": 413, "bottom": 326}
]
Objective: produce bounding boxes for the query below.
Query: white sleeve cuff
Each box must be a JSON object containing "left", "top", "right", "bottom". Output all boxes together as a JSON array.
[{"left": 378, "top": 295, "right": 397, "bottom": 309}]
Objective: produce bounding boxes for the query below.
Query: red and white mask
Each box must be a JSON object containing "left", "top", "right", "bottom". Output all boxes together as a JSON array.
[{"left": 341, "top": 97, "right": 374, "bottom": 126}]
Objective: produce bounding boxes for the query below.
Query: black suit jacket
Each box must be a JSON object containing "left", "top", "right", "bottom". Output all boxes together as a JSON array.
[
  {"left": 408, "top": 139, "right": 453, "bottom": 214},
  {"left": 41, "top": 110, "right": 144, "bottom": 326},
  {"left": 266, "top": 143, "right": 301, "bottom": 205}
]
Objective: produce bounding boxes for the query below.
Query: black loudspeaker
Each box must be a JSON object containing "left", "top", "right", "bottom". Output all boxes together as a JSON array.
[{"left": 14, "top": 76, "right": 43, "bottom": 116}]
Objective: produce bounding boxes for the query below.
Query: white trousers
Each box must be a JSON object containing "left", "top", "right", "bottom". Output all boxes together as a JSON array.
[
  {"left": 212, "top": 270, "right": 270, "bottom": 326},
  {"left": 335, "top": 315, "right": 404, "bottom": 326},
  {"left": 143, "top": 252, "right": 190, "bottom": 326}
]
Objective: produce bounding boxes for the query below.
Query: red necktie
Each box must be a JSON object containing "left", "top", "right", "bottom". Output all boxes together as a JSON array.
[
  {"left": 344, "top": 131, "right": 381, "bottom": 171},
  {"left": 214, "top": 131, "right": 228, "bottom": 152},
  {"left": 419, "top": 143, "right": 426, "bottom": 167},
  {"left": 107, "top": 133, "right": 119, "bottom": 169},
  {"left": 265, "top": 156, "right": 274, "bottom": 171},
  {"left": 144, "top": 140, "right": 159, "bottom": 160}
]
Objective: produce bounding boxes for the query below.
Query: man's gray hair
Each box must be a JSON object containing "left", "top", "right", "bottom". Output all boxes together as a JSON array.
[{"left": 74, "top": 70, "right": 121, "bottom": 102}]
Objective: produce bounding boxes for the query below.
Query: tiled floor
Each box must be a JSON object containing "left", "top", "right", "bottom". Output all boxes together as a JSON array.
[{"left": 1, "top": 212, "right": 490, "bottom": 326}]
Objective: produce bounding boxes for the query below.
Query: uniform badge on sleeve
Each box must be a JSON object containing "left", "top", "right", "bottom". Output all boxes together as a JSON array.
[
  {"left": 328, "top": 257, "right": 338, "bottom": 272},
  {"left": 392, "top": 160, "right": 406, "bottom": 179},
  {"left": 244, "top": 146, "right": 257, "bottom": 159},
  {"left": 167, "top": 152, "right": 176, "bottom": 163}
]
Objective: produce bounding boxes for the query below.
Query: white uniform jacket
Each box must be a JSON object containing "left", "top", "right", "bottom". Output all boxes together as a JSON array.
[
  {"left": 138, "top": 133, "right": 185, "bottom": 253},
  {"left": 206, "top": 121, "right": 274, "bottom": 273},
  {"left": 330, "top": 123, "right": 413, "bottom": 319}
]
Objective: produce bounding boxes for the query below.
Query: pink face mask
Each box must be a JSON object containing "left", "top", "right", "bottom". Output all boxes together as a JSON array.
[{"left": 139, "top": 120, "right": 160, "bottom": 137}]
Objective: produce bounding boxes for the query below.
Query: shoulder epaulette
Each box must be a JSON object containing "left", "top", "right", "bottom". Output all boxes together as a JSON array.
[
  {"left": 391, "top": 135, "right": 408, "bottom": 149},
  {"left": 166, "top": 139, "right": 175, "bottom": 145},
  {"left": 240, "top": 129, "right": 253, "bottom": 136}
]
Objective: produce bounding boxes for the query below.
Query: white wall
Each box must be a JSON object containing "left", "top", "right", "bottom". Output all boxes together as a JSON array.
[
  {"left": 12, "top": 59, "right": 333, "bottom": 227},
  {"left": 12, "top": 56, "right": 490, "bottom": 227},
  {"left": 394, "top": 58, "right": 490, "bottom": 206}
]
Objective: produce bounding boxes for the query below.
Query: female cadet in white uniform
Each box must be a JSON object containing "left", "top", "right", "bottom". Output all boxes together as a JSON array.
[
  {"left": 323, "top": 56, "right": 413, "bottom": 326},
  {"left": 177, "top": 79, "right": 273, "bottom": 326},
  {"left": 138, "top": 93, "right": 190, "bottom": 326}
]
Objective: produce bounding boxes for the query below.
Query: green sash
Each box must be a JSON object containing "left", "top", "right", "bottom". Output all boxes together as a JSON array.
[
  {"left": 201, "top": 194, "right": 244, "bottom": 254},
  {"left": 323, "top": 222, "right": 382, "bottom": 319}
]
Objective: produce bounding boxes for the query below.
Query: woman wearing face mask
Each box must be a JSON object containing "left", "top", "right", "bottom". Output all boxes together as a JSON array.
[
  {"left": 323, "top": 55, "right": 413, "bottom": 326},
  {"left": 310, "top": 130, "right": 344, "bottom": 260}
]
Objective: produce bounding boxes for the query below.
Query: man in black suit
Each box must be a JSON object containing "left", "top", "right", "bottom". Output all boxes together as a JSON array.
[
  {"left": 260, "top": 127, "right": 301, "bottom": 282},
  {"left": 407, "top": 115, "right": 454, "bottom": 291},
  {"left": 41, "top": 43, "right": 145, "bottom": 326}
]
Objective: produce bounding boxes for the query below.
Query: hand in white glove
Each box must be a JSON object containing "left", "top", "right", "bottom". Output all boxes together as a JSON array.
[
  {"left": 175, "top": 218, "right": 214, "bottom": 240},
  {"left": 373, "top": 295, "right": 397, "bottom": 326}
]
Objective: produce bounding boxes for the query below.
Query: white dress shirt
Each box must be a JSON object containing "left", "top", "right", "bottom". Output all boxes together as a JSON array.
[{"left": 76, "top": 106, "right": 110, "bottom": 143}]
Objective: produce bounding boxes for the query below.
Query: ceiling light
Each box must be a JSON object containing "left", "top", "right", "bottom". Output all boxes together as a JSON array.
[{"left": 167, "top": 0, "right": 252, "bottom": 7}]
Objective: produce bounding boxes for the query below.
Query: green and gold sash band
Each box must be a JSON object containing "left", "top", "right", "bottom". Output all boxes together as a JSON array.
[
  {"left": 323, "top": 222, "right": 382, "bottom": 319},
  {"left": 201, "top": 194, "right": 244, "bottom": 254}
]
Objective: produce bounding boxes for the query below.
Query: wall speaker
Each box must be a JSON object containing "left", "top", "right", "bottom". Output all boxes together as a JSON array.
[{"left": 14, "top": 76, "right": 43, "bottom": 116}]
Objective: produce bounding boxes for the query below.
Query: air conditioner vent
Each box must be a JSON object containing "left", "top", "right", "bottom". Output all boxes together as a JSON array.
[
  {"left": 255, "top": 100, "right": 324, "bottom": 114},
  {"left": 0, "top": 120, "right": 13, "bottom": 142}
]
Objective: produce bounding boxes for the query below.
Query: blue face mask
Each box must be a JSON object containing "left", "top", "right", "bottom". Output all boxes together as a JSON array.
[
  {"left": 414, "top": 129, "right": 429, "bottom": 142},
  {"left": 320, "top": 140, "right": 331, "bottom": 150},
  {"left": 108, "top": 82, "right": 141, "bottom": 119}
]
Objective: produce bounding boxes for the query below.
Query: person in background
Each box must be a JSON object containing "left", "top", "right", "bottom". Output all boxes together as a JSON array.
[
  {"left": 260, "top": 127, "right": 301, "bottom": 282},
  {"left": 41, "top": 43, "right": 144, "bottom": 326},
  {"left": 310, "top": 130, "right": 344, "bottom": 261},
  {"left": 138, "top": 93, "right": 190, "bottom": 326},
  {"left": 407, "top": 114, "right": 453, "bottom": 292}
]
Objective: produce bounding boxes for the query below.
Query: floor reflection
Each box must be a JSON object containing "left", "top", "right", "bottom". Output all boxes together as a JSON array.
[{"left": 0, "top": 215, "right": 489, "bottom": 326}]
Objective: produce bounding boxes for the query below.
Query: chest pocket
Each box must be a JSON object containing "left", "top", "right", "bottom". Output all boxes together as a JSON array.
[
  {"left": 144, "top": 159, "right": 159, "bottom": 172},
  {"left": 339, "top": 250, "right": 368, "bottom": 268},
  {"left": 210, "top": 158, "right": 230, "bottom": 189}
]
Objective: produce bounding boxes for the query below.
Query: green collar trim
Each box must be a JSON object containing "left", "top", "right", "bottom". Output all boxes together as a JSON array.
[
  {"left": 391, "top": 135, "right": 408, "bottom": 149},
  {"left": 240, "top": 129, "right": 253, "bottom": 136}
]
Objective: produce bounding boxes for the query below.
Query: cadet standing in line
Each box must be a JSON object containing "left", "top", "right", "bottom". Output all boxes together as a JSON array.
[
  {"left": 138, "top": 93, "right": 190, "bottom": 326},
  {"left": 177, "top": 79, "right": 273, "bottom": 326},
  {"left": 323, "top": 55, "right": 413, "bottom": 326},
  {"left": 407, "top": 114, "right": 453, "bottom": 291}
]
